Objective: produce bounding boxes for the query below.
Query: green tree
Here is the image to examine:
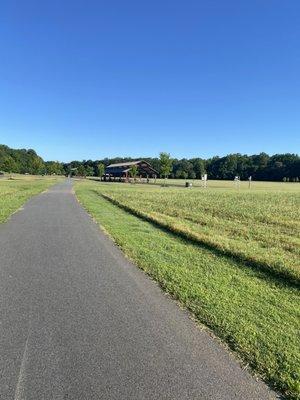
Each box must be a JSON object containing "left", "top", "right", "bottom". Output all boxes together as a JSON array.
[
  {"left": 85, "top": 166, "right": 94, "bottom": 176},
  {"left": 77, "top": 165, "right": 86, "bottom": 177},
  {"left": 189, "top": 171, "right": 196, "bottom": 179},
  {"left": 46, "top": 161, "right": 64, "bottom": 175},
  {"left": 175, "top": 169, "right": 183, "bottom": 178},
  {"left": 129, "top": 164, "right": 138, "bottom": 181},
  {"left": 159, "top": 152, "right": 172, "bottom": 180},
  {"left": 182, "top": 171, "right": 188, "bottom": 180},
  {"left": 31, "top": 157, "right": 45, "bottom": 174},
  {"left": 1, "top": 156, "right": 17, "bottom": 173},
  {"left": 97, "top": 163, "right": 105, "bottom": 178},
  {"left": 191, "top": 158, "right": 206, "bottom": 179},
  {"left": 1, "top": 144, "right": 300, "bottom": 182}
]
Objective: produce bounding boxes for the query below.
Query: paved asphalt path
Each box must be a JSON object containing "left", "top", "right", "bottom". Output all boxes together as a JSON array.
[{"left": 0, "top": 180, "right": 277, "bottom": 400}]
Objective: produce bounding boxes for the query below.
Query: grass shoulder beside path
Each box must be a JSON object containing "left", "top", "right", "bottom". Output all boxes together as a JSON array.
[
  {"left": 0, "top": 176, "right": 62, "bottom": 223},
  {"left": 75, "top": 180, "right": 300, "bottom": 400}
]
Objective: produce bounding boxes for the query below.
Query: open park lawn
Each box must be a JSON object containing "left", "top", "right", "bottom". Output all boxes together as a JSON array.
[
  {"left": 75, "top": 179, "right": 300, "bottom": 400},
  {"left": 0, "top": 175, "right": 61, "bottom": 223}
]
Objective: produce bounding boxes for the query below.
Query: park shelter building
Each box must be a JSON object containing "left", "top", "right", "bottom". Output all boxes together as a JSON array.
[{"left": 105, "top": 160, "right": 158, "bottom": 181}]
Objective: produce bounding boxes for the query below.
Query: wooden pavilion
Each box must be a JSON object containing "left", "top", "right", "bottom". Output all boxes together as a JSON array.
[{"left": 104, "top": 160, "right": 158, "bottom": 181}]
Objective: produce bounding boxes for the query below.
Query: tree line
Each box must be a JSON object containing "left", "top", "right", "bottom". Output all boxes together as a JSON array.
[{"left": 0, "top": 144, "right": 299, "bottom": 182}]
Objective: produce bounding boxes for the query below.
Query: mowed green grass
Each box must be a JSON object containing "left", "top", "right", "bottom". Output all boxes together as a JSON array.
[
  {"left": 96, "top": 181, "right": 300, "bottom": 285},
  {"left": 0, "top": 175, "right": 61, "bottom": 223},
  {"left": 91, "top": 176, "right": 300, "bottom": 191},
  {"left": 75, "top": 179, "right": 300, "bottom": 399}
]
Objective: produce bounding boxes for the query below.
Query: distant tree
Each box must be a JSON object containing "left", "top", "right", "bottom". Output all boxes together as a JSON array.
[
  {"left": 1, "top": 156, "right": 17, "bottom": 173},
  {"left": 24, "top": 149, "right": 45, "bottom": 174},
  {"left": 1, "top": 144, "right": 300, "bottom": 182},
  {"left": 191, "top": 158, "right": 206, "bottom": 179},
  {"left": 175, "top": 169, "right": 183, "bottom": 179},
  {"left": 97, "top": 163, "right": 105, "bottom": 178},
  {"left": 129, "top": 164, "right": 138, "bottom": 181},
  {"left": 69, "top": 161, "right": 82, "bottom": 169},
  {"left": 77, "top": 165, "right": 86, "bottom": 177},
  {"left": 189, "top": 171, "right": 196, "bottom": 179},
  {"left": 85, "top": 166, "right": 94, "bottom": 176},
  {"left": 31, "top": 157, "right": 45, "bottom": 174},
  {"left": 159, "top": 152, "right": 172, "bottom": 180},
  {"left": 182, "top": 171, "right": 188, "bottom": 180},
  {"left": 46, "top": 161, "right": 64, "bottom": 175}
]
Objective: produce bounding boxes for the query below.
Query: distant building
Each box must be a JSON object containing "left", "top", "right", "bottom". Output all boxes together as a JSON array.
[{"left": 105, "top": 160, "right": 158, "bottom": 181}]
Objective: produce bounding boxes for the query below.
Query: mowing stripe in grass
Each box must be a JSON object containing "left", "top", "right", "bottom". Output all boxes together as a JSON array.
[
  {"left": 100, "top": 192, "right": 300, "bottom": 289},
  {"left": 93, "top": 183, "right": 300, "bottom": 286}
]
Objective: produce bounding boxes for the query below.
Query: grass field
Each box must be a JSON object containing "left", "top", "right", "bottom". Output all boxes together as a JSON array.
[
  {"left": 0, "top": 175, "right": 61, "bottom": 223},
  {"left": 156, "top": 178, "right": 300, "bottom": 191},
  {"left": 98, "top": 182, "right": 300, "bottom": 285},
  {"left": 90, "top": 176, "right": 300, "bottom": 191},
  {"left": 75, "top": 179, "right": 300, "bottom": 399}
]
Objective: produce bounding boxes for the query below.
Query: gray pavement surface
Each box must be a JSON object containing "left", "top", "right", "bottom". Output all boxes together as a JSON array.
[{"left": 0, "top": 180, "right": 277, "bottom": 399}]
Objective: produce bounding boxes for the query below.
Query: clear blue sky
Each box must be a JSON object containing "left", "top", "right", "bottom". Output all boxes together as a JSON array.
[{"left": 0, "top": 1, "right": 299, "bottom": 162}]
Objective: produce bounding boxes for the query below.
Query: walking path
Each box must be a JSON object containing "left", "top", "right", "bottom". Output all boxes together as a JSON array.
[{"left": 0, "top": 181, "right": 276, "bottom": 399}]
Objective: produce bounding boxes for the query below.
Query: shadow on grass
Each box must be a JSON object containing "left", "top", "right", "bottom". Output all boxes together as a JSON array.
[{"left": 99, "top": 191, "right": 299, "bottom": 291}]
